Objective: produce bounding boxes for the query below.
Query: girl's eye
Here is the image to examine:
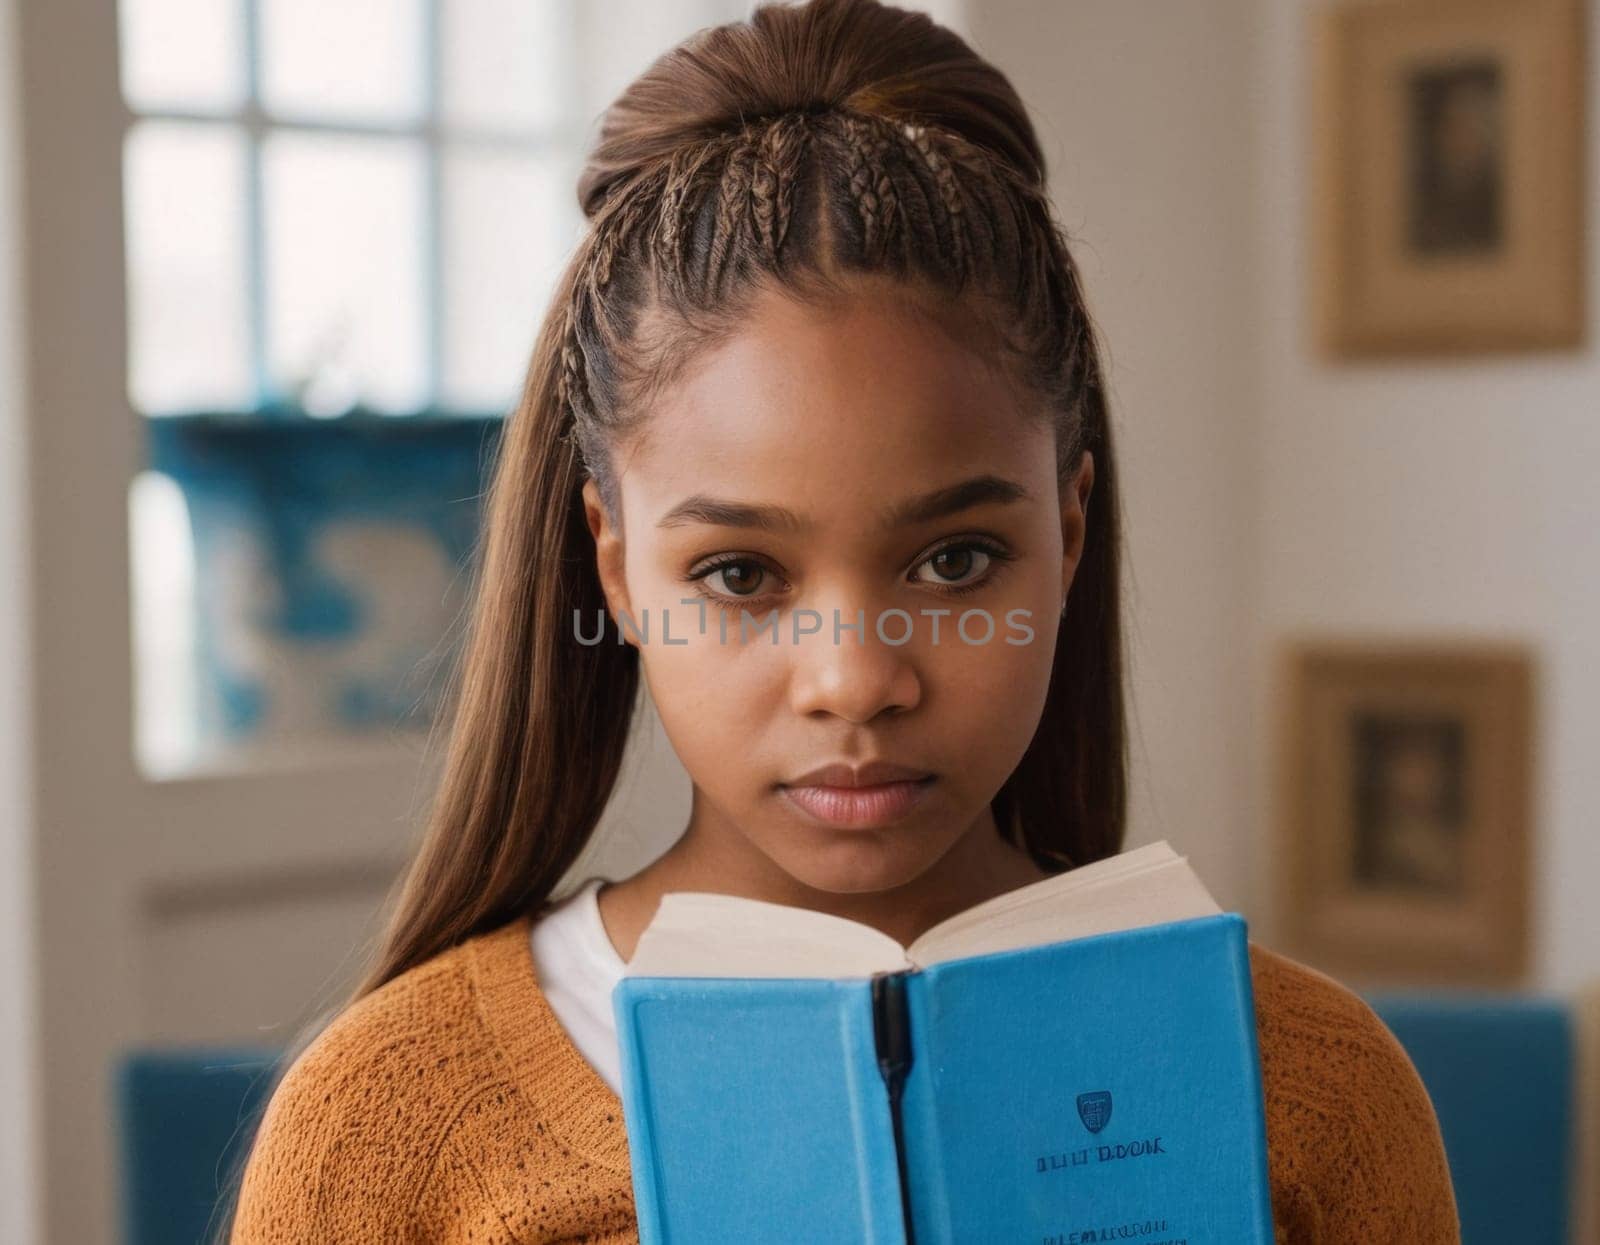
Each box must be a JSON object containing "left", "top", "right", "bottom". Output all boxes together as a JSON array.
[
  {"left": 688, "top": 557, "right": 777, "bottom": 604},
  {"left": 916, "top": 544, "right": 987, "bottom": 588},
  {"left": 912, "top": 539, "right": 1014, "bottom": 595}
]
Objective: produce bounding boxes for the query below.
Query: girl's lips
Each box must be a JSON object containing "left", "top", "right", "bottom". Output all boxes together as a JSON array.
[{"left": 778, "top": 777, "right": 936, "bottom": 829}]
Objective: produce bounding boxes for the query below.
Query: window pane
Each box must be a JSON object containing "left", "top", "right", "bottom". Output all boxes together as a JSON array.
[
  {"left": 259, "top": 0, "right": 425, "bottom": 124},
  {"left": 262, "top": 133, "right": 428, "bottom": 414},
  {"left": 119, "top": 0, "right": 246, "bottom": 112},
  {"left": 124, "top": 121, "right": 253, "bottom": 413},
  {"left": 130, "top": 469, "right": 199, "bottom": 776},
  {"left": 441, "top": 150, "right": 580, "bottom": 412},
  {"left": 441, "top": 0, "right": 574, "bottom": 132}
]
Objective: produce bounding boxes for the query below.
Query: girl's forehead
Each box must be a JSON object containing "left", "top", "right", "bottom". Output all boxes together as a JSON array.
[{"left": 619, "top": 285, "right": 1046, "bottom": 519}]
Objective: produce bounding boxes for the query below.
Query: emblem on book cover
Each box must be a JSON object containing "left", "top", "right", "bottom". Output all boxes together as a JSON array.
[{"left": 1076, "top": 1091, "right": 1113, "bottom": 1134}]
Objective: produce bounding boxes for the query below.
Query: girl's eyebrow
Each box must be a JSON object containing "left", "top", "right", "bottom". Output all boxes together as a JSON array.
[{"left": 655, "top": 474, "right": 1031, "bottom": 533}]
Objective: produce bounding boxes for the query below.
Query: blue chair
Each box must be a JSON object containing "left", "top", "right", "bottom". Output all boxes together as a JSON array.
[
  {"left": 113, "top": 1046, "right": 284, "bottom": 1245},
  {"left": 1366, "top": 993, "right": 1573, "bottom": 1244}
]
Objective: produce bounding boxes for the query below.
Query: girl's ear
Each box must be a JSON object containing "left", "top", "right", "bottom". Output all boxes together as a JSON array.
[
  {"left": 1060, "top": 449, "right": 1095, "bottom": 593},
  {"left": 581, "top": 477, "right": 634, "bottom": 637}
]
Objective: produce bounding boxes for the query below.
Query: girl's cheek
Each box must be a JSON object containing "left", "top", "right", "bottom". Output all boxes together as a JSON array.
[{"left": 936, "top": 615, "right": 1059, "bottom": 728}]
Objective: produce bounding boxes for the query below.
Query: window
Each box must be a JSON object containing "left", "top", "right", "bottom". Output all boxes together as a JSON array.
[{"left": 120, "top": 0, "right": 592, "bottom": 418}]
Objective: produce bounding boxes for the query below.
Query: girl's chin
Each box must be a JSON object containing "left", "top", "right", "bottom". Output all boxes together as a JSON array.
[{"left": 761, "top": 834, "right": 946, "bottom": 899}]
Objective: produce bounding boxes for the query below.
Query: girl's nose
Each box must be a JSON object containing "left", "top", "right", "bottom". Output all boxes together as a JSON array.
[{"left": 785, "top": 608, "right": 923, "bottom": 723}]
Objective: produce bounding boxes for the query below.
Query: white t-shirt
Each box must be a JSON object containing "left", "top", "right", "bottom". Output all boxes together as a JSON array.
[{"left": 528, "top": 876, "right": 627, "bottom": 1095}]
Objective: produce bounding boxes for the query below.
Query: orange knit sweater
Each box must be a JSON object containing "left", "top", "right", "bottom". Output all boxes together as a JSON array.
[{"left": 229, "top": 912, "right": 1460, "bottom": 1243}]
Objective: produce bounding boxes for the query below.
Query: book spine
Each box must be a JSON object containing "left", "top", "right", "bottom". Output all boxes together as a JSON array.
[{"left": 871, "top": 970, "right": 916, "bottom": 1244}]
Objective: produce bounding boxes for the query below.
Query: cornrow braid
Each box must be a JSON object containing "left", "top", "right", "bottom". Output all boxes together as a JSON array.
[
  {"left": 838, "top": 110, "right": 901, "bottom": 267},
  {"left": 556, "top": 169, "right": 665, "bottom": 450},
  {"left": 750, "top": 112, "right": 809, "bottom": 262},
  {"left": 556, "top": 295, "right": 589, "bottom": 436},
  {"left": 708, "top": 138, "right": 757, "bottom": 295},
  {"left": 904, "top": 120, "right": 970, "bottom": 286},
  {"left": 591, "top": 175, "right": 657, "bottom": 293},
  {"left": 651, "top": 145, "right": 705, "bottom": 303}
]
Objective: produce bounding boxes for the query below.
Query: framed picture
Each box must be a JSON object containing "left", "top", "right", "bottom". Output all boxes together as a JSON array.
[
  {"left": 1274, "top": 639, "right": 1535, "bottom": 985},
  {"left": 1313, "top": 0, "right": 1586, "bottom": 356}
]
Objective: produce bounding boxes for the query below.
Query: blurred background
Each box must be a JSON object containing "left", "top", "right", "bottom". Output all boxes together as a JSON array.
[{"left": 1, "top": 0, "right": 1596, "bottom": 1241}]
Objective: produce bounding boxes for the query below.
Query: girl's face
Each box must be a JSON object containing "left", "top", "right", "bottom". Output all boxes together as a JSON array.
[{"left": 583, "top": 277, "right": 1093, "bottom": 899}]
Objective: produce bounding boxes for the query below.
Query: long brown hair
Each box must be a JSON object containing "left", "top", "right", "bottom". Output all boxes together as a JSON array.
[{"left": 215, "top": 1, "right": 1124, "bottom": 1235}]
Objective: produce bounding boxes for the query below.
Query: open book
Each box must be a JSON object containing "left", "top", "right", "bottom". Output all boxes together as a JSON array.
[{"left": 614, "top": 841, "right": 1276, "bottom": 1243}]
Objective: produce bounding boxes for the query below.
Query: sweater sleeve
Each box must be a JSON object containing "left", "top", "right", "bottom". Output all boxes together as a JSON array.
[
  {"left": 227, "top": 961, "right": 497, "bottom": 1244},
  {"left": 1251, "top": 946, "right": 1461, "bottom": 1244},
  {"left": 228, "top": 1030, "right": 433, "bottom": 1243}
]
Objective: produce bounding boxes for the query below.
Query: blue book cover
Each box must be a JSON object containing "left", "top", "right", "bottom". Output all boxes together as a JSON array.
[{"left": 613, "top": 844, "right": 1275, "bottom": 1243}]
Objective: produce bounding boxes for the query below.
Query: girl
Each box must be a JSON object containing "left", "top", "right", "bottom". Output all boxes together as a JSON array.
[{"left": 224, "top": 0, "right": 1460, "bottom": 1240}]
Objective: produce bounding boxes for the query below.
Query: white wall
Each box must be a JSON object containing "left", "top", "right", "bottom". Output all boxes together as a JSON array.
[
  {"left": 1253, "top": 0, "right": 1600, "bottom": 991},
  {"left": 0, "top": 5, "right": 41, "bottom": 1242},
  {"left": 965, "top": 2, "right": 1261, "bottom": 912},
  {"left": 0, "top": 0, "right": 41, "bottom": 1238}
]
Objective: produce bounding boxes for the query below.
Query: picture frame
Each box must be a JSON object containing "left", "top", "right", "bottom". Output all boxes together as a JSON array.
[
  {"left": 1274, "top": 638, "right": 1535, "bottom": 985},
  {"left": 1312, "top": 0, "right": 1586, "bottom": 356}
]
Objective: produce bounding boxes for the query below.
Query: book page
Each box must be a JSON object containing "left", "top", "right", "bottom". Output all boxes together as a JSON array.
[
  {"left": 623, "top": 891, "right": 911, "bottom": 978},
  {"left": 622, "top": 841, "right": 1221, "bottom": 979},
  {"left": 905, "top": 841, "right": 1222, "bottom": 967}
]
